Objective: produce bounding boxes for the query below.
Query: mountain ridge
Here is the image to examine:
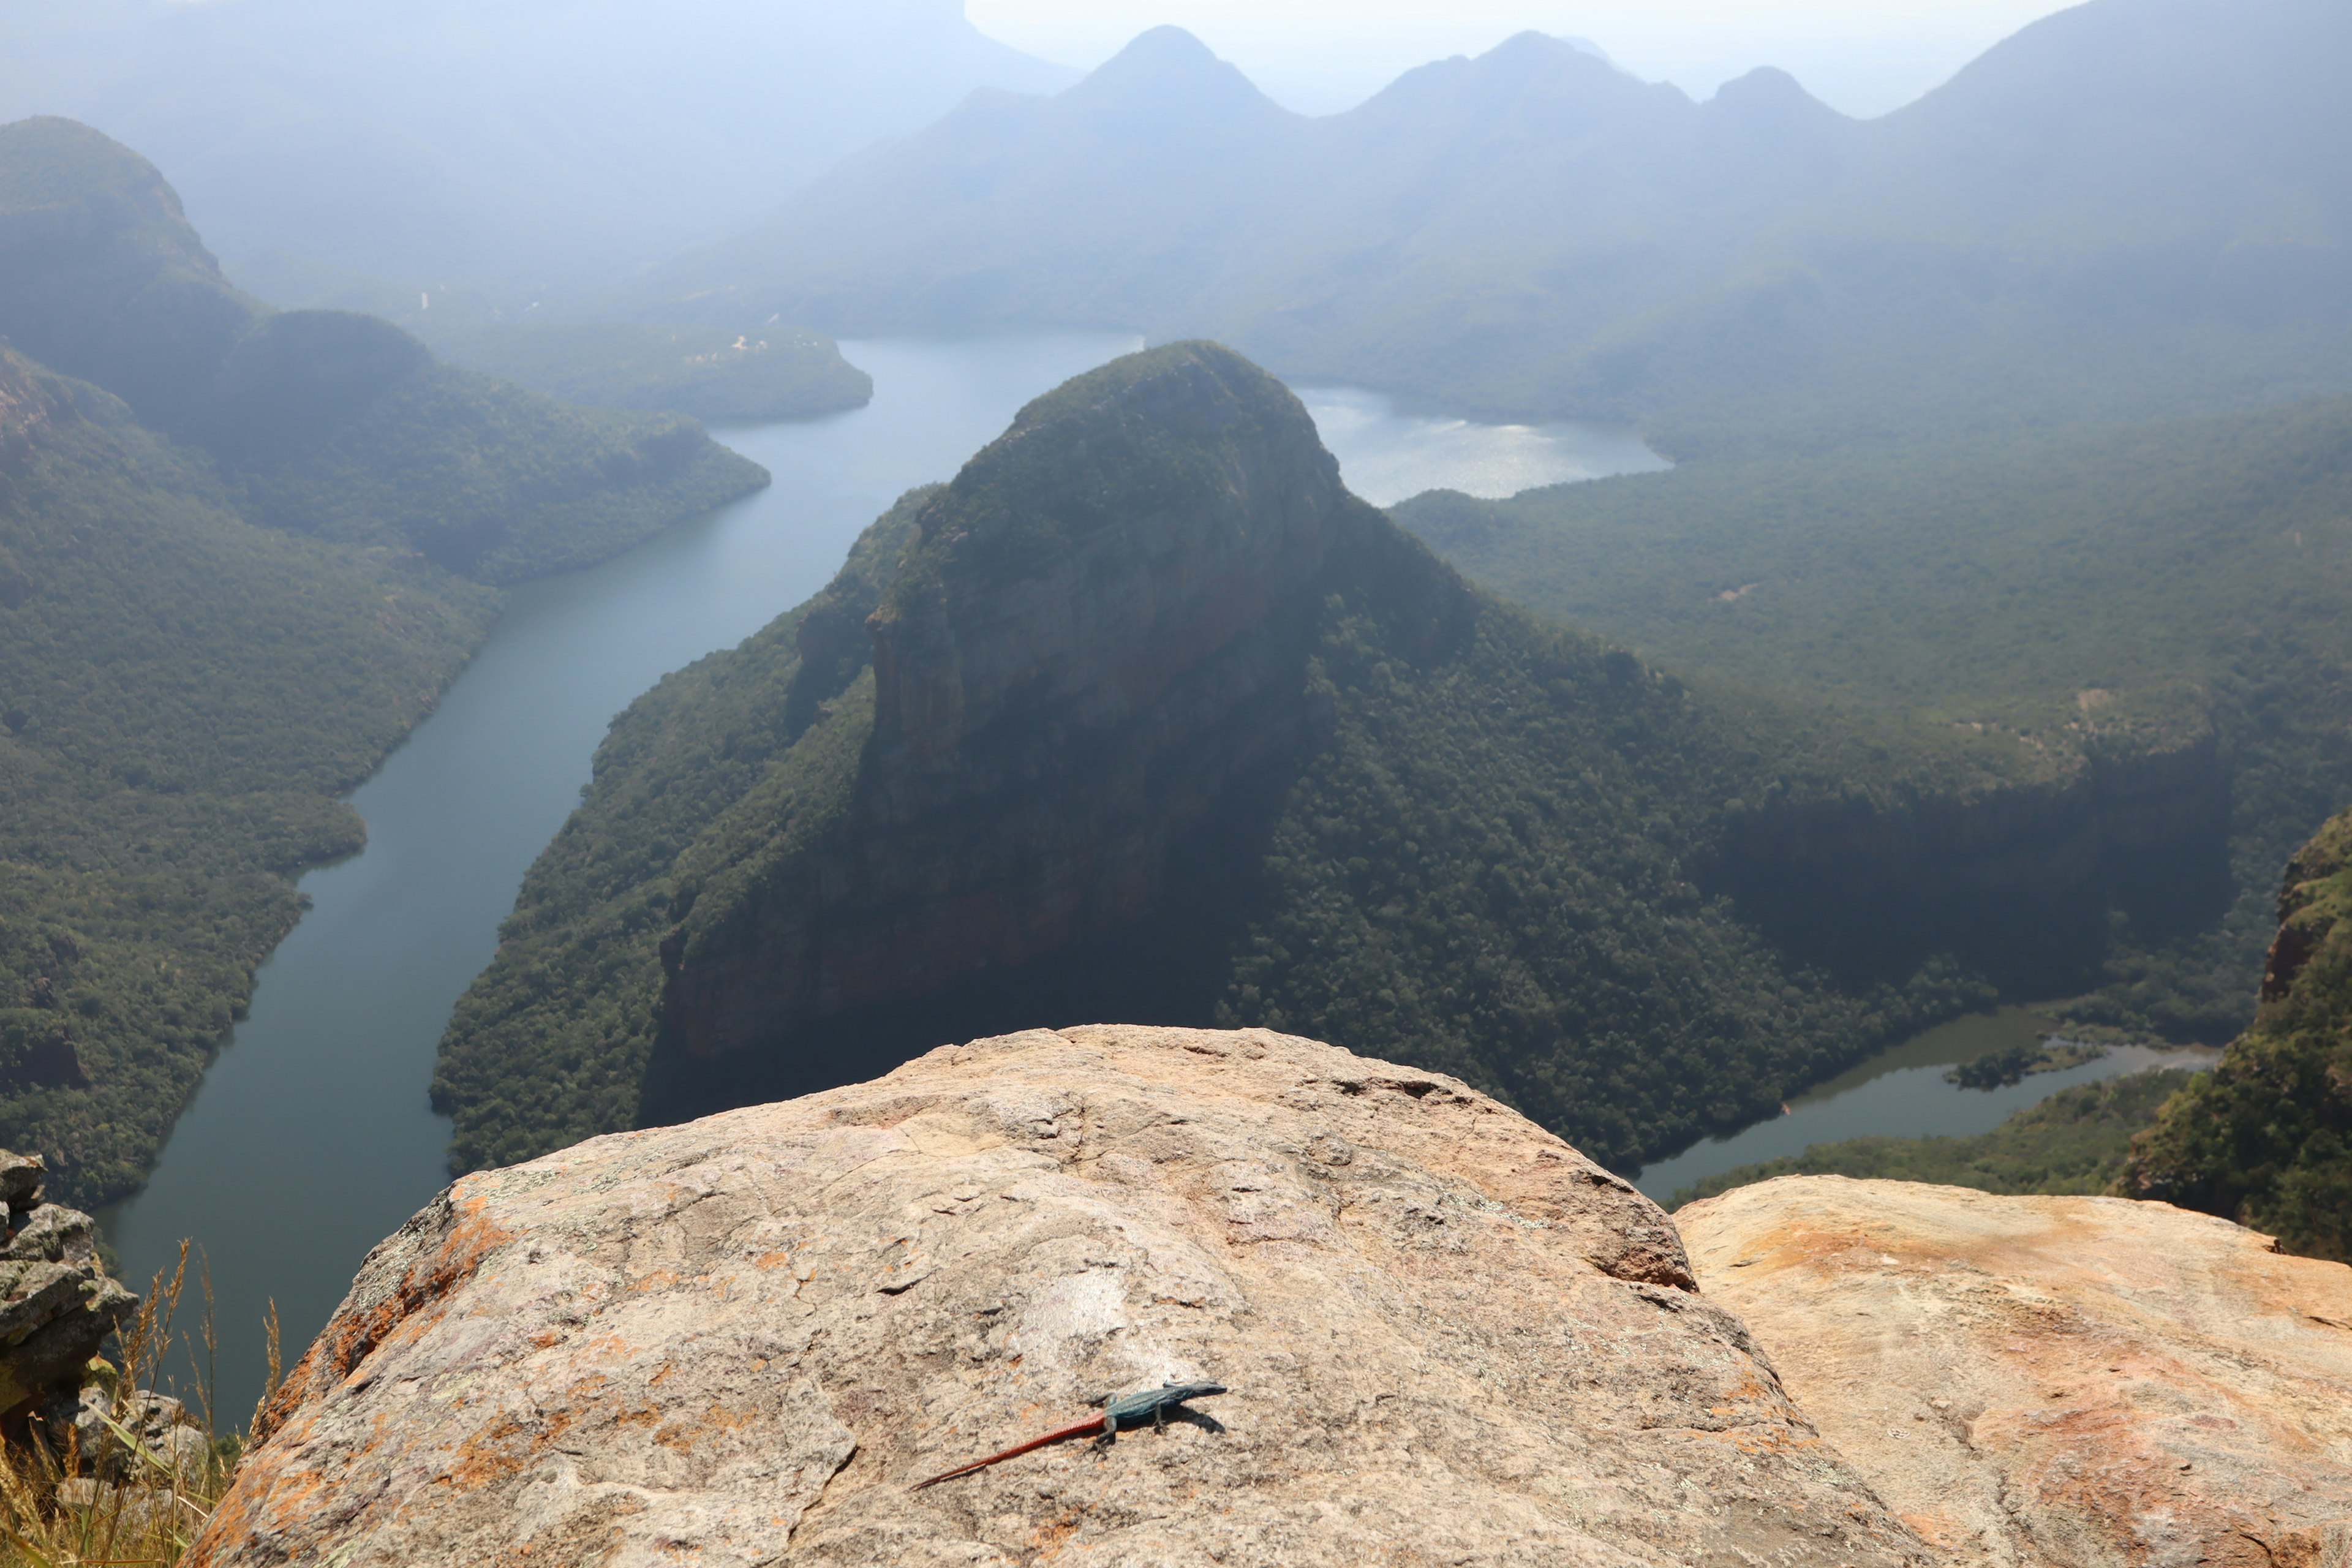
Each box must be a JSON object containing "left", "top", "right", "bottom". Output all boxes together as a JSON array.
[{"left": 621, "top": 1, "right": 2352, "bottom": 454}]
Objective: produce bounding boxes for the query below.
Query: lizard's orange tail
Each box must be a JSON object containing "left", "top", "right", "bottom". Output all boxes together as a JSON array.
[{"left": 912, "top": 1416, "right": 1109, "bottom": 1488}]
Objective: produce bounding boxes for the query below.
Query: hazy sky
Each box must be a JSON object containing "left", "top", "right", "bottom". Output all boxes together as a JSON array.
[{"left": 965, "top": 0, "right": 2084, "bottom": 118}]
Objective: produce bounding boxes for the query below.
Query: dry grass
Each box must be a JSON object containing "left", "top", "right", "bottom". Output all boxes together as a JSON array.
[{"left": 0, "top": 1245, "right": 278, "bottom": 1567}]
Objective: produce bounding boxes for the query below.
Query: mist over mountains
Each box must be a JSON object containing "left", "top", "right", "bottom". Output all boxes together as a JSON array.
[
  {"left": 0, "top": 0, "right": 1076, "bottom": 290},
  {"left": 630, "top": 0, "right": 2352, "bottom": 454}
]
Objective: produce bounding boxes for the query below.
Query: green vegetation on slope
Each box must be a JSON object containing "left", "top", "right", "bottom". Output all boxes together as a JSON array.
[
  {"left": 1204, "top": 581, "right": 1998, "bottom": 1168},
  {"left": 435, "top": 344, "right": 2102, "bottom": 1177},
  {"left": 0, "top": 117, "right": 770, "bottom": 1200},
  {"left": 0, "top": 353, "right": 499, "bottom": 1202},
  {"left": 429, "top": 322, "right": 872, "bottom": 425},
  {"left": 431, "top": 490, "right": 929, "bottom": 1170},
  {"left": 1395, "top": 396, "right": 2352, "bottom": 1042},
  {"left": 1668, "top": 1068, "right": 2201, "bottom": 1209},
  {"left": 208, "top": 311, "right": 764, "bottom": 582},
  {"left": 0, "top": 118, "right": 769, "bottom": 584},
  {"left": 2125, "top": 809, "right": 2352, "bottom": 1262}
]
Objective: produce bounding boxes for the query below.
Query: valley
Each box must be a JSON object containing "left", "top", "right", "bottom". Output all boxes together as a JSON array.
[{"left": 0, "top": 3, "right": 2346, "bottom": 1556}]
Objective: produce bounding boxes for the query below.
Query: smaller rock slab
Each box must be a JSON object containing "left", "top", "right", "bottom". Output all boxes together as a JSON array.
[{"left": 1681, "top": 1175, "right": 2352, "bottom": 1566}]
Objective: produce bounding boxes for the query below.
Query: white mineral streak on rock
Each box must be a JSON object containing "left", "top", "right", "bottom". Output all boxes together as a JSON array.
[
  {"left": 1680, "top": 1175, "right": 2352, "bottom": 1567},
  {"left": 190, "top": 1027, "right": 1934, "bottom": 1567}
]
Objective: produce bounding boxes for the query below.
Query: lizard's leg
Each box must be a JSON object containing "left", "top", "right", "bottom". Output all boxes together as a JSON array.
[
  {"left": 1153, "top": 1403, "right": 1167, "bottom": 1432},
  {"left": 1091, "top": 1412, "right": 1119, "bottom": 1453}
]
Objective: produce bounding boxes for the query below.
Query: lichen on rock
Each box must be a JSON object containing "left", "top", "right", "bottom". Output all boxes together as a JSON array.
[{"left": 192, "top": 1027, "right": 1932, "bottom": 1567}]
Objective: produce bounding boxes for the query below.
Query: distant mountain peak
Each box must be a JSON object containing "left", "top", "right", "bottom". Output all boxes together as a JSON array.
[
  {"left": 1063, "top": 24, "right": 1291, "bottom": 124},
  {"left": 1706, "top": 66, "right": 1847, "bottom": 130}
]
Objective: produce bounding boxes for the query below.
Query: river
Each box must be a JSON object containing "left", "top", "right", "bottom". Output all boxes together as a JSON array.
[
  {"left": 99, "top": 336, "right": 1671, "bottom": 1422},
  {"left": 1632, "top": 1006, "right": 2219, "bottom": 1205}
]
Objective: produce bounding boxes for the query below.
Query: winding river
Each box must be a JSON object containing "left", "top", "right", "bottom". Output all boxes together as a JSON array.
[{"left": 98, "top": 338, "right": 1670, "bottom": 1419}]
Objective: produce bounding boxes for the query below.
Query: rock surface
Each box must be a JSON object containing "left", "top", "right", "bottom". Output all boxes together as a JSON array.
[
  {"left": 1680, "top": 1175, "right": 2352, "bottom": 1566},
  {"left": 0, "top": 1149, "right": 137, "bottom": 1411},
  {"left": 194, "top": 1027, "right": 1932, "bottom": 1566}
]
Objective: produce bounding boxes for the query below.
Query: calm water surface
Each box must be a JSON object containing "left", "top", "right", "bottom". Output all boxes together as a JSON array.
[
  {"left": 1633, "top": 1006, "right": 2218, "bottom": 1205},
  {"left": 102, "top": 336, "right": 1675, "bottom": 1420},
  {"left": 1298, "top": 385, "right": 1669, "bottom": 505}
]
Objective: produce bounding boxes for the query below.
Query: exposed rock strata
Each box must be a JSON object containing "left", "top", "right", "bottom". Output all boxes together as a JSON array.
[
  {"left": 194, "top": 1027, "right": 1932, "bottom": 1567},
  {"left": 0, "top": 1150, "right": 137, "bottom": 1411},
  {"left": 1681, "top": 1175, "right": 2352, "bottom": 1566}
]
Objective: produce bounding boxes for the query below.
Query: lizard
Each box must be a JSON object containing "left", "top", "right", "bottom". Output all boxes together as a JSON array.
[{"left": 911, "top": 1381, "right": 1228, "bottom": 1488}]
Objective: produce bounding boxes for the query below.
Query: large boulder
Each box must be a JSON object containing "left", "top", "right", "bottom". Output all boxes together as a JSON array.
[
  {"left": 1679, "top": 1175, "right": 2352, "bottom": 1566},
  {"left": 192, "top": 1027, "right": 1932, "bottom": 1566}
]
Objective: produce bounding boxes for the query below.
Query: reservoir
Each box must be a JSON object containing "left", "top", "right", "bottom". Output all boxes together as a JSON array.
[{"left": 100, "top": 336, "right": 1672, "bottom": 1422}]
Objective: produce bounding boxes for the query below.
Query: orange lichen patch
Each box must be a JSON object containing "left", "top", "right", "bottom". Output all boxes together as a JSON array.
[
  {"left": 751, "top": 1250, "right": 794, "bottom": 1270},
  {"left": 254, "top": 1192, "right": 518, "bottom": 1446},
  {"left": 1724, "top": 1422, "right": 1816, "bottom": 1457},
  {"left": 446, "top": 1412, "right": 537, "bottom": 1492},
  {"left": 655, "top": 1405, "right": 760, "bottom": 1453},
  {"left": 1027, "top": 1509, "right": 1084, "bottom": 1560}
]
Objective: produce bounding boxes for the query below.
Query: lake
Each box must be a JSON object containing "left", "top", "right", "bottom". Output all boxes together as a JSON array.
[
  {"left": 99, "top": 335, "right": 1673, "bottom": 1422},
  {"left": 1295, "top": 385, "right": 1668, "bottom": 505}
]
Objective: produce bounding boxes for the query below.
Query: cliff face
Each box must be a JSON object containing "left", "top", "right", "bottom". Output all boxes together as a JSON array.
[
  {"left": 1709, "top": 720, "right": 2230, "bottom": 989},
  {"left": 1680, "top": 1177, "right": 2352, "bottom": 1566},
  {"left": 195, "top": 1027, "right": 1932, "bottom": 1567}
]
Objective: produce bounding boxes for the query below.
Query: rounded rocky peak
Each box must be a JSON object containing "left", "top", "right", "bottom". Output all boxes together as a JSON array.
[
  {"left": 892, "top": 340, "right": 1344, "bottom": 595},
  {"left": 1005, "top": 339, "right": 1316, "bottom": 448}
]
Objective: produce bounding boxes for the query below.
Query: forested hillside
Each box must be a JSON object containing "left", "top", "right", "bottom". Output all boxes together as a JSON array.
[
  {"left": 1395, "top": 395, "right": 2352, "bottom": 1043},
  {"left": 0, "top": 117, "right": 764, "bottom": 581},
  {"left": 0, "top": 350, "right": 497, "bottom": 1200},
  {"left": 432, "top": 345, "right": 2225, "bottom": 1179},
  {"left": 624, "top": 0, "right": 2352, "bottom": 454},
  {"left": 0, "top": 116, "right": 766, "bottom": 1201},
  {"left": 424, "top": 322, "right": 872, "bottom": 425}
]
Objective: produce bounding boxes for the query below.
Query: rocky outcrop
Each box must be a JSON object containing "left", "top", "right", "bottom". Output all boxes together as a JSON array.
[
  {"left": 2124, "top": 804, "right": 2352, "bottom": 1259},
  {"left": 1679, "top": 1176, "right": 2352, "bottom": 1566},
  {"left": 644, "top": 342, "right": 1464, "bottom": 1117},
  {"left": 194, "top": 1027, "right": 1932, "bottom": 1567},
  {"left": 0, "top": 1150, "right": 137, "bottom": 1412}
]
